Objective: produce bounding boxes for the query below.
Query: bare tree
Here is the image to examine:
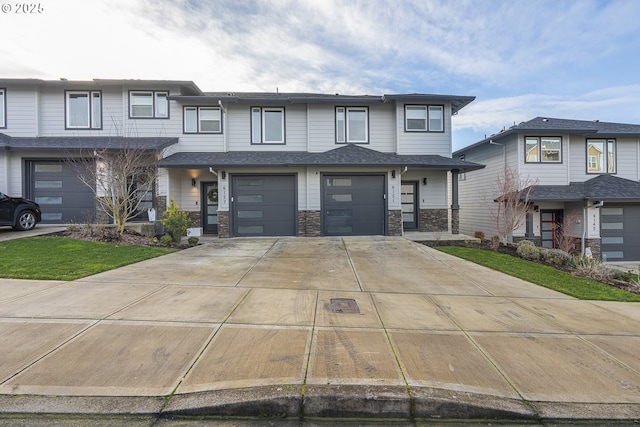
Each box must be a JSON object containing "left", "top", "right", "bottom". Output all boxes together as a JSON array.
[
  {"left": 492, "top": 168, "right": 538, "bottom": 244},
  {"left": 555, "top": 209, "right": 580, "bottom": 254},
  {"left": 66, "top": 141, "right": 158, "bottom": 234}
]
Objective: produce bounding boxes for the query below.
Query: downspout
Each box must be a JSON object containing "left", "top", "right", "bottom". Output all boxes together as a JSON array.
[
  {"left": 218, "top": 100, "right": 228, "bottom": 153},
  {"left": 582, "top": 200, "right": 587, "bottom": 256}
]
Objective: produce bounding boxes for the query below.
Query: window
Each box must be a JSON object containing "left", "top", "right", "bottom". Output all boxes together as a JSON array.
[
  {"left": 525, "top": 136, "right": 561, "bottom": 163},
  {"left": 404, "top": 105, "right": 444, "bottom": 132},
  {"left": 586, "top": 139, "right": 616, "bottom": 173},
  {"left": 0, "top": 88, "right": 5, "bottom": 128},
  {"left": 65, "top": 90, "right": 101, "bottom": 129},
  {"left": 336, "top": 107, "right": 368, "bottom": 143},
  {"left": 251, "top": 107, "right": 285, "bottom": 144},
  {"left": 184, "top": 107, "right": 222, "bottom": 133},
  {"left": 129, "top": 91, "right": 169, "bottom": 118}
]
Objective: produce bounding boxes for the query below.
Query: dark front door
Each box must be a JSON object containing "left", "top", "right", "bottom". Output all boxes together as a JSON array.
[
  {"left": 401, "top": 181, "right": 418, "bottom": 230},
  {"left": 202, "top": 181, "right": 218, "bottom": 234},
  {"left": 322, "top": 174, "right": 386, "bottom": 236},
  {"left": 541, "top": 209, "right": 563, "bottom": 249}
]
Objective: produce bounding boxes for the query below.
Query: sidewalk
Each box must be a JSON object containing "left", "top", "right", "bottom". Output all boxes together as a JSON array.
[{"left": 0, "top": 237, "right": 639, "bottom": 422}]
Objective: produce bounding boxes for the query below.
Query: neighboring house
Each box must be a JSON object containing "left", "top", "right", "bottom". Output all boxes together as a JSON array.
[
  {"left": 0, "top": 78, "right": 483, "bottom": 238},
  {"left": 454, "top": 117, "right": 640, "bottom": 262}
]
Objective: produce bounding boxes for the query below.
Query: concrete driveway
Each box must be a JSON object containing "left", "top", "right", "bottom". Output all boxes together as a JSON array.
[{"left": 0, "top": 236, "right": 639, "bottom": 422}]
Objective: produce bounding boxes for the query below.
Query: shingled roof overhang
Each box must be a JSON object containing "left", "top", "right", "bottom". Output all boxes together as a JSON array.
[
  {"left": 520, "top": 175, "right": 640, "bottom": 202},
  {"left": 0, "top": 134, "right": 177, "bottom": 151},
  {"left": 156, "top": 144, "right": 485, "bottom": 172}
]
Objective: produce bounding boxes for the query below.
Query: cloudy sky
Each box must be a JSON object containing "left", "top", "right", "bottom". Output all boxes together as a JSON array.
[{"left": 2, "top": 0, "right": 639, "bottom": 150}]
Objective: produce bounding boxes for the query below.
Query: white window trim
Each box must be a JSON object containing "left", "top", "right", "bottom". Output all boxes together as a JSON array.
[
  {"left": 65, "top": 90, "right": 102, "bottom": 130},
  {"left": 251, "top": 107, "right": 285, "bottom": 144},
  {"left": 0, "top": 88, "right": 5, "bottom": 128},
  {"left": 183, "top": 106, "right": 222, "bottom": 134},
  {"left": 404, "top": 104, "right": 444, "bottom": 132},
  {"left": 129, "top": 90, "right": 169, "bottom": 119},
  {"left": 336, "top": 106, "right": 369, "bottom": 143}
]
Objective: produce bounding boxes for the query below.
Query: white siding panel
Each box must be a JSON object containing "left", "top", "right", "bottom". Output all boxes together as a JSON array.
[
  {"left": 4, "top": 87, "right": 37, "bottom": 136},
  {"left": 177, "top": 133, "right": 225, "bottom": 152},
  {"left": 615, "top": 137, "right": 640, "bottom": 180},
  {"left": 308, "top": 105, "right": 334, "bottom": 152},
  {"left": 368, "top": 104, "right": 396, "bottom": 152},
  {"left": 226, "top": 104, "right": 307, "bottom": 151},
  {"left": 518, "top": 134, "right": 570, "bottom": 185},
  {"left": 396, "top": 103, "right": 452, "bottom": 156}
]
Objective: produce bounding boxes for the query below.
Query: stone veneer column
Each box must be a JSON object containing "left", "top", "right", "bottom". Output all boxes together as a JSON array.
[
  {"left": 451, "top": 209, "right": 459, "bottom": 234},
  {"left": 298, "top": 210, "right": 321, "bottom": 237},
  {"left": 387, "top": 210, "right": 403, "bottom": 236},
  {"left": 217, "top": 211, "right": 230, "bottom": 238},
  {"left": 584, "top": 238, "right": 602, "bottom": 260}
]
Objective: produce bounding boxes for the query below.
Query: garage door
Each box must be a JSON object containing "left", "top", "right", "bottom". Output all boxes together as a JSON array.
[
  {"left": 600, "top": 204, "right": 640, "bottom": 261},
  {"left": 27, "top": 160, "right": 95, "bottom": 224},
  {"left": 231, "top": 175, "right": 296, "bottom": 237},
  {"left": 322, "top": 174, "right": 385, "bottom": 236}
]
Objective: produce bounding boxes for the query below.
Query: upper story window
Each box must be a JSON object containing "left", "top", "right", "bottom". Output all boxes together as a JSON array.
[
  {"left": 184, "top": 107, "right": 222, "bottom": 133},
  {"left": 587, "top": 139, "right": 616, "bottom": 174},
  {"left": 525, "top": 136, "right": 562, "bottom": 163},
  {"left": 129, "top": 91, "right": 169, "bottom": 118},
  {"left": 336, "top": 107, "right": 368, "bottom": 143},
  {"left": 251, "top": 107, "right": 285, "bottom": 144},
  {"left": 65, "top": 90, "right": 102, "bottom": 129},
  {"left": 404, "top": 105, "right": 444, "bottom": 132},
  {"left": 0, "top": 88, "right": 5, "bottom": 128}
]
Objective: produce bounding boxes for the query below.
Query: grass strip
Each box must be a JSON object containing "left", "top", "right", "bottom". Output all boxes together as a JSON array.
[
  {"left": 435, "top": 246, "right": 640, "bottom": 302},
  {"left": 0, "top": 236, "right": 177, "bottom": 281}
]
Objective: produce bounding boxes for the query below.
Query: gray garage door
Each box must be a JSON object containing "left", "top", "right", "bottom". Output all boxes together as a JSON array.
[
  {"left": 231, "top": 175, "right": 296, "bottom": 237},
  {"left": 322, "top": 174, "right": 385, "bottom": 236},
  {"left": 26, "top": 160, "right": 95, "bottom": 224},
  {"left": 600, "top": 204, "right": 640, "bottom": 261}
]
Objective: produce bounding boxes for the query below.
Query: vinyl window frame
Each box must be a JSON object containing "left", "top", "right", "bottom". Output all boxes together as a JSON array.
[
  {"left": 251, "top": 107, "right": 285, "bottom": 144},
  {"left": 128, "top": 90, "right": 169, "bottom": 119},
  {"left": 64, "top": 90, "right": 102, "bottom": 130},
  {"left": 0, "top": 88, "right": 5, "bottom": 128},
  {"left": 404, "top": 104, "right": 444, "bottom": 132},
  {"left": 335, "top": 106, "right": 369, "bottom": 144},
  {"left": 586, "top": 138, "right": 616, "bottom": 174},
  {"left": 183, "top": 106, "right": 222, "bottom": 134},
  {"left": 524, "top": 136, "right": 562, "bottom": 163}
]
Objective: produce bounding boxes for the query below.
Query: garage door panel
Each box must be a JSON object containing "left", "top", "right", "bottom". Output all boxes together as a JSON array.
[
  {"left": 601, "top": 205, "right": 640, "bottom": 261},
  {"left": 322, "top": 175, "right": 385, "bottom": 236},
  {"left": 232, "top": 175, "right": 296, "bottom": 237}
]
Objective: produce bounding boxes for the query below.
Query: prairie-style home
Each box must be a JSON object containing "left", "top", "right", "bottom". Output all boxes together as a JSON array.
[
  {"left": 454, "top": 117, "right": 640, "bottom": 262},
  {"left": 0, "top": 78, "right": 483, "bottom": 237}
]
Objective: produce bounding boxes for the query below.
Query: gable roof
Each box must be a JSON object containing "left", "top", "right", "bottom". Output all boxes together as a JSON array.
[
  {"left": 455, "top": 117, "right": 640, "bottom": 155},
  {"left": 156, "top": 143, "right": 485, "bottom": 171},
  {"left": 523, "top": 175, "right": 640, "bottom": 202},
  {"left": 0, "top": 134, "right": 177, "bottom": 151}
]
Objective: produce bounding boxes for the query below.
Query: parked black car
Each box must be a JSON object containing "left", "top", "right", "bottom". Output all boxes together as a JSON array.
[{"left": 0, "top": 192, "right": 41, "bottom": 231}]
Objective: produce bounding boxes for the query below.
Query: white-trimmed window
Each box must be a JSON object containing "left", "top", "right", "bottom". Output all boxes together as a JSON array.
[
  {"left": 586, "top": 139, "right": 616, "bottom": 173},
  {"left": 404, "top": 105, "right": 444, "bottom": 132},
  {"left": 65, "top": 90, "right": 102, "bottom": 129},
  {"left": 251, "top": 107, "right": 285, "bottom": 144},
  {"left": 336, "top": 107, "right": 368, "bottom": 143},
  {"left": 129, "top": 91, "right": 169, "bottom": 118},
  {"left": 184, "top": 107, "right": 222, "bottom": 133},
  {"left": 0, "top": 88, "right": 5, "bottom": 128},
  {"left": 525, "top": 136, "right": 562, "bottom": 163}
]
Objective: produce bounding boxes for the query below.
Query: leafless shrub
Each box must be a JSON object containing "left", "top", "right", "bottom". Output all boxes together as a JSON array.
[
  {"left": 572, "top": 257, "right": 614, "bottom": 282},
  {"left": 491, "top": 168, "right": 538, "bottom": 244}
]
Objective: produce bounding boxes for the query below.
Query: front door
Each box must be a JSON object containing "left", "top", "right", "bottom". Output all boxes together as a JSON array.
[
  {"left": 202, "top": 181, "right": 218, "bottom": 234},
  {"left": 401, "top": 181, "right": 418, "bottom": 230},
  {"left": 540, "top": 209, "right": 563, "bottom": 248}
]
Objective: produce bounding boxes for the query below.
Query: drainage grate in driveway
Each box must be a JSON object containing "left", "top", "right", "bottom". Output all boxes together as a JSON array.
[{"left": 330, "top": 298, "right": 360, "bottom": 314}]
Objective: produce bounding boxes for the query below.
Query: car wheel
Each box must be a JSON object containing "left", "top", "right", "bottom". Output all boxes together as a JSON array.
[{"left": 14, "top": 210, "right": 37, "bottom": 231}]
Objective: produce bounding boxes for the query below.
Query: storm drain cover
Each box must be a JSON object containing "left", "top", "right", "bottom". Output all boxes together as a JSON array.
[{"left": 330, "top": 298, "right": 360, "bottom": 314}]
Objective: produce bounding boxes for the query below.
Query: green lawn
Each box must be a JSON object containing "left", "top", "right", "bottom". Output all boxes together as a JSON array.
[
  {"left": 0, "top": 236, "right": 178, "bottom": 281},
  {"left": 436, "top": 246, "right": 640, "bottom": 302}
]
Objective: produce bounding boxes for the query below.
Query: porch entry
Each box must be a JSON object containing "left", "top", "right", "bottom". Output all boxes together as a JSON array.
[
  {"left": 540, "top": 209, "right": 563, "bottom": 249},
  {"left": 401, "top": 181, "right": 418, "bottom": 230},
  {"left": 201, "top": 181, "right": 218, "bottom": 234}
]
